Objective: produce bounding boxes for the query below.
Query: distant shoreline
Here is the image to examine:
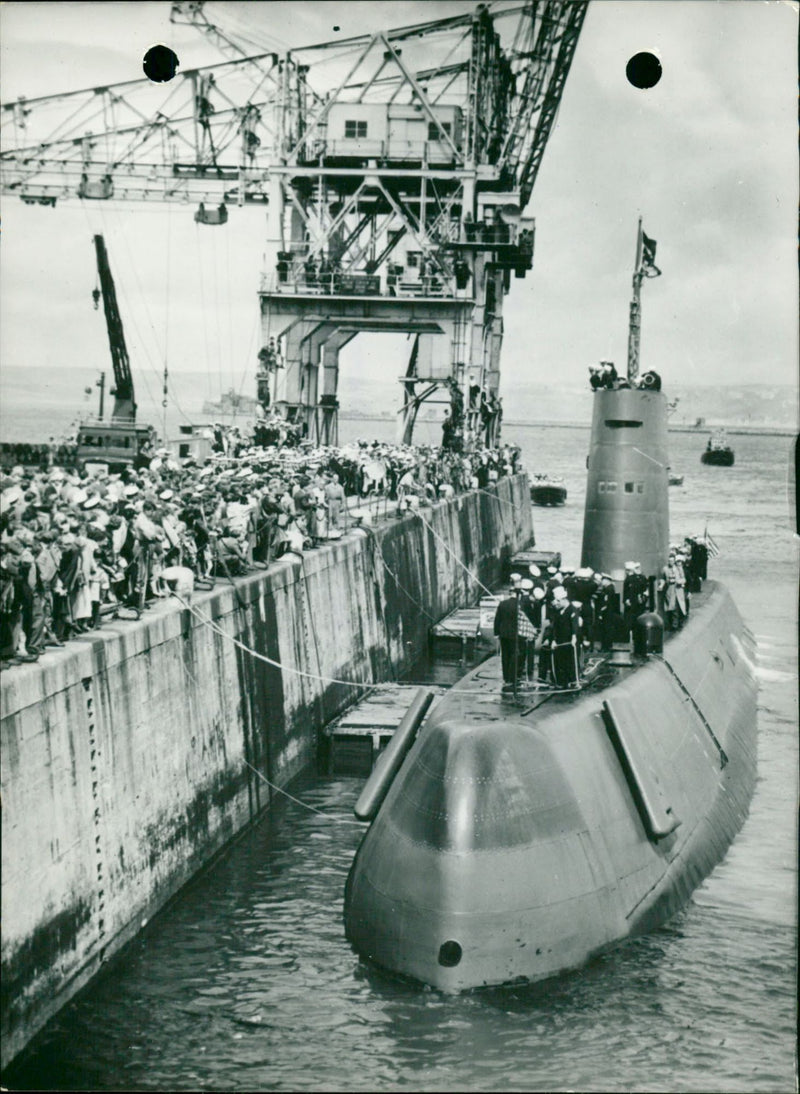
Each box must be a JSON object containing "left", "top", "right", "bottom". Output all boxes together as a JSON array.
[
  {"left": 339, "top": 414, "right": 796, "bottom": 438},
  {"left": 0, "top": 413, "right": 793, "bottom": 447}
]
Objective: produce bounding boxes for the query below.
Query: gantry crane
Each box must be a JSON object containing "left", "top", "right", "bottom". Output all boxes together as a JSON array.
[{"left": 1, "top": 1, "right": 589, "bottom": 445}]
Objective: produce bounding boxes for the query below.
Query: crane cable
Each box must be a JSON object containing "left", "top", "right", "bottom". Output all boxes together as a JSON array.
[
  {"left": 194, "top": 220, "right": 213, "bottom": 399},
  {"left": 162, "top": 201, "right": 172, "bottom": 437},
  {"left": 211, "top": 225, "right": 224, "bottom": 399},
  {"left": 99, "top": 202, "right": 195, "bottom": 426}
]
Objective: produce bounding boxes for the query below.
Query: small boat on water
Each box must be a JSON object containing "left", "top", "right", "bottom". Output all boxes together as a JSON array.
[
  {"left": 701, "top": 431, "right": 734, "bottom": 466},
  {"left": 668, "top": 472, "right": 684, "bottom": 486},
  {"left": 530, "top": 474, "right": 567, "bottom": 506}
]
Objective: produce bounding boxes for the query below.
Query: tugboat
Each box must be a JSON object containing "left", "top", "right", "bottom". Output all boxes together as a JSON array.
[
  {"left": 530, "top": 474, "right": 568, "bottom": 506},
  {"left": 701, "top": 431, "right": 735, "bottom": 466},
  {"left": 344, "top": 223, "right": 757, "bottom": 991}
]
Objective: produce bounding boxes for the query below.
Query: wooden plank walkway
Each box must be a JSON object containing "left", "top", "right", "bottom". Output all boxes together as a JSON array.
[
  {"left": 430, "top": 607, "right": 483, "bottom": 642},
  {"left": 324, "top": 683, "right": 447, "bottom": 776}
]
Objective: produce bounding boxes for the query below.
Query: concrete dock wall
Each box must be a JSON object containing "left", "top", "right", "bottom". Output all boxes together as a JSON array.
[{"left": 1, "top": 476, "right": 531, "bottom": 1068}]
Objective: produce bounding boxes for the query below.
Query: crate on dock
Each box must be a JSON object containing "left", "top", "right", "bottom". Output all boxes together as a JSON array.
[
  {"left": 478, "top": 596, "right": 501, "bottom": 635},
  {"left": 507, "top": 549, "right": 561, "bottom": 578},
  {"left": 326, "top": 732, "right": 392, "bottom": 776},
  {"left": 429, "top": 607, "right": 483, "bottom": 655}
]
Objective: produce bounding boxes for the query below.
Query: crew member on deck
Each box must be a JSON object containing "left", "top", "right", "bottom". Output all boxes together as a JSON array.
[
  {"left": 545, "top": 569, "right": 563, "bottom": 606},
  {"left": 592, "top": 573, "right": 617, "bottom": 651},
  {"left": 623, "top": 560, "right": 649, "bottom": 635},
  {"left": 544, "top": 586, "right": 580, "bottom": 687},
  {"left": 517, "top": 578, "right": 539, "bottom": 682},
  {"left": 658, "top": 549, "right": 687, "bottom": 631},
  {"left": 493, "top": 590, "right": 523, "bottom": 688}
]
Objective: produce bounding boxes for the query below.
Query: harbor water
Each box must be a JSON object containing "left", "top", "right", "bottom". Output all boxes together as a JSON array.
[{"left": 4, "top": 426, "right": 797, "bottom": 1093}]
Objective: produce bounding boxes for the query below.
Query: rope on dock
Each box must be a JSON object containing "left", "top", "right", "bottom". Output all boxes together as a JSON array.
[{"left": 173, "top": 591, "right": 467, "bottom": 693}]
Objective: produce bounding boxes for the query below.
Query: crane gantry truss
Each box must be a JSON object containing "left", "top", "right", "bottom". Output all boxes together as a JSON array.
[{"left": 1, "top": 1, "right": 589, "bottom": 444}]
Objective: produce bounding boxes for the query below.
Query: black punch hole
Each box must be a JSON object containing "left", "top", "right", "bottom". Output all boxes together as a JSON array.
[
  {"left": 626, "top": 51, "right": 662, "bottom": 90},
  {"left": 438, "top": 940, "right": 462, "bottom": 967},
  {"left": 143, "top": 44, "right": 179, "bottom": 83}
]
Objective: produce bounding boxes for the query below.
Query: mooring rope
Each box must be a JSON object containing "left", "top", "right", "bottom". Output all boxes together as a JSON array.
[
  {"left": 173, "top": 589, "right": 595, "bottom": 705},
  {"left": 366, "top": 527, "right": 473, "bottom": 640},
  {"left": 414, "top": 511, "right": 495, "bottom": 598},
  {"left": 476, "top": 487, "right": 527, "bottom": 512},
  {"left": 241, "top": 759, "right": 364, "bottom": 825},
  {"left": 174, "top": 591, "right": 368, "bottom": 690}
]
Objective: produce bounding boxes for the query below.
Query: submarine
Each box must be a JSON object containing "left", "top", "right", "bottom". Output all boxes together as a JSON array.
[{"left": 343, "top": 236, "right": 758, "bottom": 993}]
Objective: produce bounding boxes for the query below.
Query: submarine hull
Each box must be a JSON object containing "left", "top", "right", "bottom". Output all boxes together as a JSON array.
[{"left": 344, "top": 580, "right": 757, "bottom": 991}]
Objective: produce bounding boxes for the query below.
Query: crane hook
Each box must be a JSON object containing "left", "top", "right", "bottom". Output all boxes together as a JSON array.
[{"left": 92, "top": 288, "right": 101, "bottom": 310}]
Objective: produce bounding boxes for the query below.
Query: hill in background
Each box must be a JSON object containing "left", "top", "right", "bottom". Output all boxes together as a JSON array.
[
  {"left": 0, "top": 365, "right": 795, "bottom": 444},
  {"left": 491, "top": 382, "right": 796, "bottom": 428}
]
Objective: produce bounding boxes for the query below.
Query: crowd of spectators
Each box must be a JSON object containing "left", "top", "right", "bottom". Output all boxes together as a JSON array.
[
  {"left": 1, "top": 439, "right": 77, "bottom": 471},
  {"left": 0, "top": 437, "right": 522, "bottom": 667}
]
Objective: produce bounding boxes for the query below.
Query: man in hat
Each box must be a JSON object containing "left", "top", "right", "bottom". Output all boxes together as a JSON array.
[
  {"left": 567, "top": 566, "right": 598, "bottom": 642},
  {"left": 516, "top": 578, "right": 539, "bottom": 682},
  {"left": 676, "top": 550, "right": 691, "bottom": 620},
  {"left": 36, "top": 528, "right": 65, "bottom": 648},
  {"left": 15, "top": 527, "right": 47, "bottom": 659},
  {"left": 658, "top": 549, "right": 687, "bottom": 631},
  {"left": 592, "top": 574, "right": 618, "bottom": 652},
  {"left": 1, "top": 538, "right": 28, "bottom": 663},
  {"left": 52, "top": 531, "right": 81, "bottom": 640},
  {"left": 545, "top": 570, "right": 563, "bottom": 606},
  {"left": 543, "top": 586, "right": 580, "bottom": 687},
  {"left": 623, "top": 560, "right": 649, "bottom": 636},
  {"left": 493, "top": 587, "right": 525, "bottom": 689},
  {"left": 324, "top": 472, "right": 346, "bottom": 533}
]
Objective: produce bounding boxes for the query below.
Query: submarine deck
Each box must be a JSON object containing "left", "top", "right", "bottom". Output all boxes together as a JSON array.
[{"left": 437, "top": 579, "right": 718, "bottom": 724}]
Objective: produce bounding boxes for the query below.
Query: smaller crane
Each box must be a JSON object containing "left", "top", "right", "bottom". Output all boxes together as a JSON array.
[
  {"left": 76, "top": 235, "right": 156, "bottom": 468},
  {"left": 93, "top": 234, "right": 136, "bottom": 421}
]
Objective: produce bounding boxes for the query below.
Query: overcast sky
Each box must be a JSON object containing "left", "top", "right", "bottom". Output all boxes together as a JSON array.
[{"left": 0, "top": 0, "right": 797, "bottom": 406}]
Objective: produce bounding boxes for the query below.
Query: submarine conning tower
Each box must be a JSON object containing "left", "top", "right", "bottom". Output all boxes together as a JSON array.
[{"left": 581, "top": 386, "right": 669, "bottom": 579}]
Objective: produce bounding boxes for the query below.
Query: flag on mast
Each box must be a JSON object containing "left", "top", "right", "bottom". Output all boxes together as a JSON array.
[
  {"left": 641, "top": 230, "right": 662, "bottom": 277},
  {"left": 703, "top": 524, "right": 720, "bottom": 558}
]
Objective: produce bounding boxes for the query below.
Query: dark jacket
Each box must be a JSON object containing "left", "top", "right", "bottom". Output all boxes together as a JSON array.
[
  {"left": 593, "top": 583, "right": 618, "bottom": 620},
  {"left": 547, "top": 601, "right": 578, "bottom": 645},
  {"left": 493, "top": 595, "right": 519, "bottom": 640},
  {"left": 623, "top": 573, "right": 649, "bottom": 612}
]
